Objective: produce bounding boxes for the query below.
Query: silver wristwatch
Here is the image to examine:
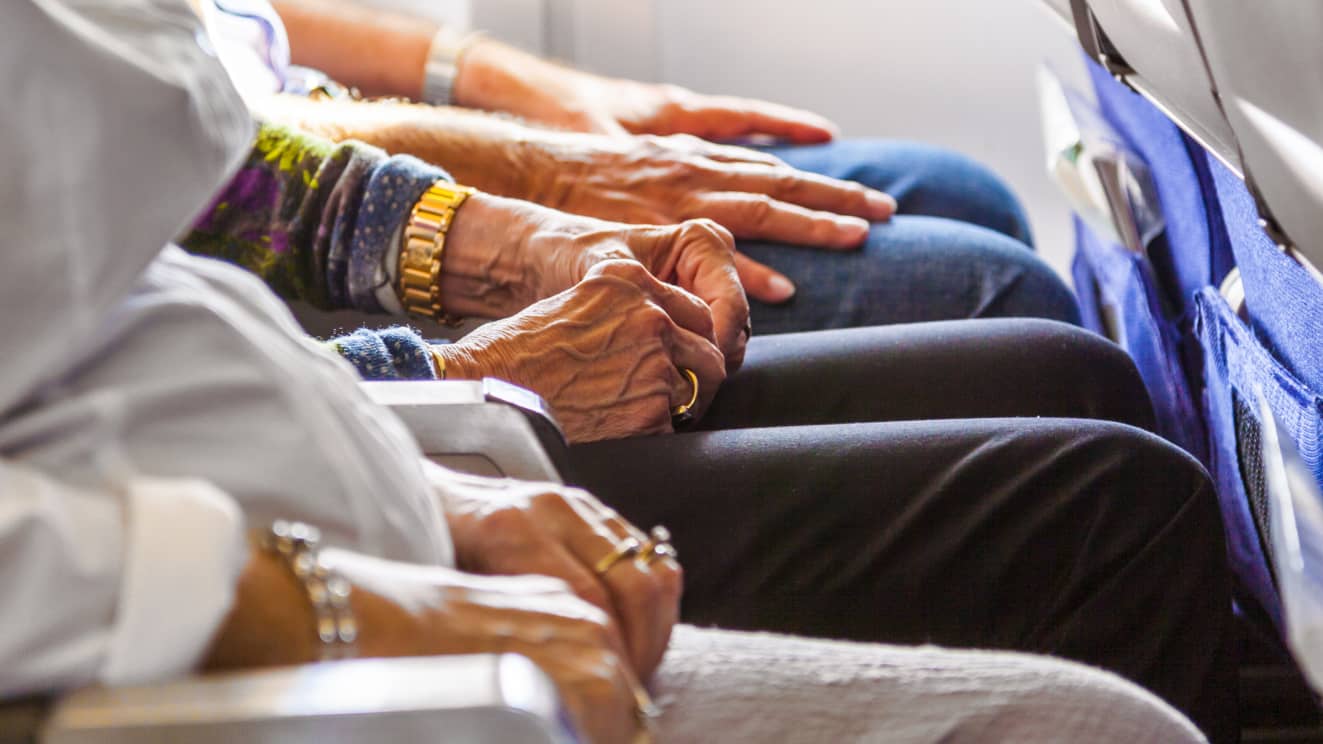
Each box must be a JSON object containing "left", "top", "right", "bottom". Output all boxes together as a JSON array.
[{"left": 421, "top": 27, "right": 484, "bottom": 106}]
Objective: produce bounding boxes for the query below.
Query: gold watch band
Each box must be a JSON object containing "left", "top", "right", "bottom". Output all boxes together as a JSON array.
[{"left": 399, "top": 181, "right": 475, "bottom": 324}]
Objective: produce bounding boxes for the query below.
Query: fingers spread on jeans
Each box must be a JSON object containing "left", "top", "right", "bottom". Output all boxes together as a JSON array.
[
  {"left": 692, "top": 140, "right": 787, "bottom": 167},
  {"left": 714, "top": 162, "right": 896, "bottom": 221},
  {"left": 646, "top": 133, "right": 786, "bottom": 167},
  {"left": 692, "top": 193, "right": 869, "bottom": 250},
  {"left": 666, "top": 95, "right": 840, "bottom": 145}
]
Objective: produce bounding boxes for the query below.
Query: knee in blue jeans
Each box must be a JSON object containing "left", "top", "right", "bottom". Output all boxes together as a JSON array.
[
  {"left": 741, "top": 216, "right": 1080, "bottom": 330},
  {"left": 979, "top": 242, "right": 1082, "bottom": 324},
  {"left": 769, "top": 139, "right": 1034, "bottom": 247},
  {"left": 872, "top": 217, "right": 1080, "bottom": 325},
  {"left": 862, "top": 142, "right": 1032, "bottom": 247}
]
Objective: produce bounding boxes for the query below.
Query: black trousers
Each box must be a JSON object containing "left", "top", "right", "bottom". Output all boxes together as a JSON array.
[{"left": 566, "top": 319, "right": 1236, "bottom": 743}]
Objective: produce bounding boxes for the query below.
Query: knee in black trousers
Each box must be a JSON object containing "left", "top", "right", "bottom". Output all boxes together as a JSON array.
[
  {"left": 700, "top": 319, "right": 1156, "bottom": 432},
  {"left": 570, "top": 418, "right": 1235, "bottom": 741}
]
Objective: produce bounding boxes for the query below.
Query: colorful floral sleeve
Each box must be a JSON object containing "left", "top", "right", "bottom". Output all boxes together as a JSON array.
[{"left": 181, "top": 123, "right": 450, "bottom": 314}]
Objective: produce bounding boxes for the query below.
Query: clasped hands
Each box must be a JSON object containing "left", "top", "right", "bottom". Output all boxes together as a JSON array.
[
  {"left": 210, "top": 464, "right": 680, "bottom": 744},
  {"left": 327, "top": 465, "right": 680, "bottom": 744},
  {"left": 434, "top": 194, "right": 746, "bottom": 443}
]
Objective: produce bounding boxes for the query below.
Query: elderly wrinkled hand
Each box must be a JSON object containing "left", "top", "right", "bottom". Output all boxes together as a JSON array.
[
  {"left": 446, "top": 197, "right": 750, "bottom": 370},
  {"left": 437, "top": 259, "right": 727, "bottom": 443},
  {"left": 456, "top": 37, "right": 841, "bottom": 145},
  {"left": 206, "top": 546, "right": 643, "bottom": 744},
  {"left": 506, "top": 132, "right": 895, "bottom": 303},
  {"left": 427, "top": 462, "right": 682, "bottom": 681}
]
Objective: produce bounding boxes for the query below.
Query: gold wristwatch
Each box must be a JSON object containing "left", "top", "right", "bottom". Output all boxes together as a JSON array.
[{"left": 399, "top": 181, "right": 475, "bottom": 324}]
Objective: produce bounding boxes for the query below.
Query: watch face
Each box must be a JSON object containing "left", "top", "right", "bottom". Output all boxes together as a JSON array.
[{"left": 402, "top": 234, "right": 434, "bottom": 266}]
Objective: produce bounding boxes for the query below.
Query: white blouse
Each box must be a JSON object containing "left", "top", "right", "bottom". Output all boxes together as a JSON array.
[{"left": 0, "top": 0, "right": 451, "bottom": 699}]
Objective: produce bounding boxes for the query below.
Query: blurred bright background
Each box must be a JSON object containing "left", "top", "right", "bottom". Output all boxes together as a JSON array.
[{"left": 383, "top": 0, "right": 1089, "bottom": 278}]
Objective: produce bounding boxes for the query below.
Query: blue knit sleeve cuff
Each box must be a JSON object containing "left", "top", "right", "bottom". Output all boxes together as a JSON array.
[
  {"left": 348, "top": 155, "right": 455, "bottom": 313},
  {"left": 329, "top": 327, "right": 440, "bottom": 381}
]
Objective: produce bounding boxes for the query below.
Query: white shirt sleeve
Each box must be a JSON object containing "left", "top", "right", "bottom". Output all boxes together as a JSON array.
[{"left": 0, "top": 466, "right": 246, "bottom": 698}]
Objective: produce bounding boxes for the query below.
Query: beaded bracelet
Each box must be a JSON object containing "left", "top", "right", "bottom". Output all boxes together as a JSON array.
[{"left": 257, "top": 520, "right": 358, "bottom": 661}]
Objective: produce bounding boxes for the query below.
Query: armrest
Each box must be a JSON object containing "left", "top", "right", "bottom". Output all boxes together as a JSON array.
[
  {"left": 362, "top": 379, "right": 571, "bottom": 483},
  {"left": 15, "top": 655, "right": 578, "bottom": 744},
  {"left": 289, "top": 302, "right": 570, "bottom": 481}
]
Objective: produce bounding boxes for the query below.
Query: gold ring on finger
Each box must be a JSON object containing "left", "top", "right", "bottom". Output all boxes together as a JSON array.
[
  {"left": 671, "top": 368, "right": 699, "bottom": 423},
  {"left": 593, "top": 536, "right": 642, "bottom": 575}
]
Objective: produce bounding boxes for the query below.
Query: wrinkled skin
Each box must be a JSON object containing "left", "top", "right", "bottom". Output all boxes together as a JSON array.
[
  {"left": 456, "top": 37, "right": 841, "bottom": 145},
  {"left": 439, "top": 259, "right": 729, "bottom": 443},
  {"left": 506, "top": 132, "right": 895, "bottom": 303},
  {"left": 207, "top": 547, "right": 646, "bottom": 744},
  {"left": 261, "top": 35, "right": 895, "bottom": 304},
  {"left": 444, "top": 195, "right": 749, "bottom": 370},
  {"left": 431, "top": 463, "right": 682, "bottom": 680},
  {"left": 451, "top": 36, "right": 898, "bottom": 304},
  {"left": 329, "top": 552, "right": 646, "bottom": 744},
  {"left": 204, "top": 460, "right": 682, "bottom": 744}
]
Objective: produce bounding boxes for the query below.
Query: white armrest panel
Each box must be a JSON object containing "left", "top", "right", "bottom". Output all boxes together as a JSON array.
[
  {"left": 363, "top": 379, "right": 568, "bottom": 483},
  {"left": 41, "top": 655, "right": 577, "bottom": 744}
]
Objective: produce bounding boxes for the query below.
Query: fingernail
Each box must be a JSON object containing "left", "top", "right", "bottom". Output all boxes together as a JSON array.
[
  {"left": 866, "top": 190, "right": 897, "bottom": 216},
  {"left": 838, "top": 216, "right": 870, "bottom": 244},
  {"left": 766, "top": 274, "right": 796, "bottom": 302}
]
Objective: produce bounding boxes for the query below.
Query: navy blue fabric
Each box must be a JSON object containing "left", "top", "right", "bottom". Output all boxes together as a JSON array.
[
  {"left": 332, "top": 326, "right": 438, "bottom": 380},
  {"left": 348, "top": 155, "right": 449, "bottom": 313},
  {"left": 1075, "top": 217, "right": 1206, "bottom": 457},
  {"left": 1195, "top": 287, "right": 1323, "bottom": 631},
  {"left": 1088, "top": 60, "right": 1234, "bottom": 320},
  {"left": 766, "top": 139, "right": 1034, "bottom": 245},
  {"left": 741, "top": 215, "right": 1081, "bottom": 333}
]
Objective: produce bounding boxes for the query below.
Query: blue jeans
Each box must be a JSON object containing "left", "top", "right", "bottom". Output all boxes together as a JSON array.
[{"left": 745, "top": 139, "right": 1081, "bottom": 333}]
